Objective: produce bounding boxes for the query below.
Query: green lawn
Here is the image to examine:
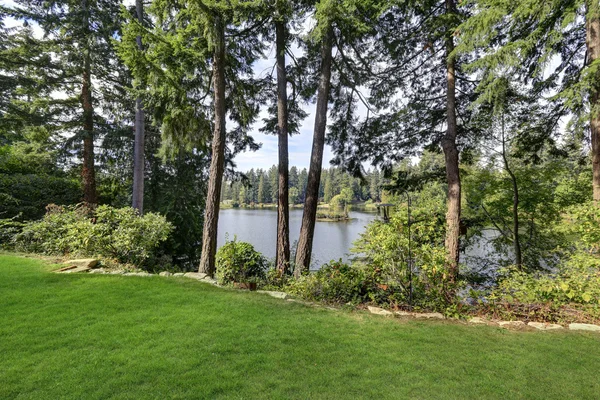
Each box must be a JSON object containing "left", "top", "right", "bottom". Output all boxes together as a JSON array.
[{"left": 1, "top": 254, "right": 599, "bottom": 399}]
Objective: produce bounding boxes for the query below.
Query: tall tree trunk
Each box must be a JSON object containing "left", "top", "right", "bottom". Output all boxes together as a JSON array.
[
  {"left": 132, "top": 0, "right": 145, "bottom": 214},
  {"left": 587, "top": 0, "right": 600, "bottom": 202},
  {"left": 81, "top": 0, "right": 97, "bottom": 205},
  {"left": 294, "top": 28, "right": 333, "bottom": 277},
  {"left": 275, "top": 7, "right": 290, "bottom": 274},
  {"left": 199, "top": 17, "right": 227, "bottom": 276},
  {"left": 441, "top": 0, "right": 460, "bottom": 282},
  {"left": 501, "top": 115, "right": 522, "bottom": 267}
]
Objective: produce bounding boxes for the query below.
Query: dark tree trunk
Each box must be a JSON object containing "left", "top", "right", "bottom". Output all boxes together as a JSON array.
[
  {"left": 199, "top": 17, "right": 226, "bottom": 276},
  {"left": 294, "top": 28, "right": 333, "bottom": 277},
  {"left": 81, "top": 0, "right": 97, "bottom": 205},
  {"left": 442, "top": 0, "right": 460, "bottom": 282},
  {"left": 275, "top": 9, "right": 290, "bottom": 274},
  {"left": 501, "top": 116, "right": 522, "bottom": 267},
  {"left": 132, "top": 0, "right": 145, "bottom": 214},
  {"left": 587, "top": 1, "right": 600, "bottom": 202}
]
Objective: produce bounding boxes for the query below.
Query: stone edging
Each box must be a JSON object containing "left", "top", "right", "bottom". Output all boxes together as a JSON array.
[
  {"left": 57, "top": 261, "right": 600, "bottom": 333},
  {"left": 366, "top": 306, "right": 600, "bottom": 332}
]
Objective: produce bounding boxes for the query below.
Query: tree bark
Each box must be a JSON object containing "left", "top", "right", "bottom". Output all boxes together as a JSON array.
[
  {"left": 132, "top": 0, "right": 145, "bottom": 214},
  {"left": 294, "top": 28, "right": 333, "bottom": 277},
  {"left": 442, "top": 0, "right": 460, "bottom": 282},
  {"left": 199, "top": 17, "right": 227, "bottom": 276},
  {"left": 501, "top": 115, "right": 522, "bottom": 267},
  {"left": 81, "top": 0, "right": 97, "bottom": 205},
  {"left": 275, "top": 7, "right": 290, "bottom": 274},
  {"left": 587, "top": 0, "right": 600, "bottom": 202}
]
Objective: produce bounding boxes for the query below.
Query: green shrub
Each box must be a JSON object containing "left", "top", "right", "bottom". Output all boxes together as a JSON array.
[
  {"left": 15, "top": 204, "right": 173, "bottom": 267},
  {"left": 215, "top": 239, "right": 268, "bottom": 285},
  {"left": 287, "top": 261, "right": 366, "bottom": 305},
  {"left": 0, "top": 173, "right": 80, "bottom": 220},
  {"left": 492, "top": 254, "right": 600, "bottom": 306},
  {"left": 351, "top": 187, "right": 459, "bottom": 310},
  {"left": 0, "top": 217, "right": 25, "bottom": 248}
]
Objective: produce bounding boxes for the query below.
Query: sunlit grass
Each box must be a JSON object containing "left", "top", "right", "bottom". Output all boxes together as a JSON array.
[{"left": 1, "top": 254, "right": 599, "bottom": 399}]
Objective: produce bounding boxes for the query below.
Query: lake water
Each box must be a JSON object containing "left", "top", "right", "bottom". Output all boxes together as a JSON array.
[{"left": 217, "top": 208, "right": 378, "bottom": 267}]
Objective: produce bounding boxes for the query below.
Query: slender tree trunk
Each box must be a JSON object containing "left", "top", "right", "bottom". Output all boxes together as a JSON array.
[
  {"left": 294, "top": 28, "right": 333, "bottom": 277},
  {"left": 587, "top": 0, "right": 600, "bottom": 202},
  {"left": 501, "top": 116, "right": 522, "bottom": 267},
  {"left": 132, "top": 0, "right": 145, "bottom": 214},
  {"left": 275, "top": 8, "right": 290, "bottom": 275},
  {"left": 199, "top": 17, "right": 227, "bottom": 276},
  {"left": 441, "top": 0, "right": 460, "bottom": 282},
  {"left": 81, "top": 0, "right": 97, "bottom": 205}
]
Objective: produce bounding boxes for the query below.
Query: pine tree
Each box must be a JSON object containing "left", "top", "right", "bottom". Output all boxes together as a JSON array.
[
  {"left": 457, "top": 0, "right": 600, "bottom": 202},
  {"left": 6, "top": 0, "right": 125, "bottom": 205},
  {"left": 131, "top": 0, "right": 145, "bottom": 213},
  {"left": 120, "top": 0, "right": 265, "bottom": 276},
  {"left": 295, "top": 0, "right": 386, "bottom": 275},
  {"left": 257, "top": 174, "right": 265, "bottom": 204}
]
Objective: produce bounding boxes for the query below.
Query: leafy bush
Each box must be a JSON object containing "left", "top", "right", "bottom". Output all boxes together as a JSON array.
[
  {"left": 215, "top": 239, "right": 268, "bottom": 285},
  {"left": 287, "top": 261, "right": 367, "bottom": 304},
  {"left": 15, "top": 204, "right": 173, "bottom": 267},
  {"left": 286, "top": 260, "right": 402, "bottom": 306},
  {"left": 0, "top": 217, "right": 25, "bottom": 248},
  {"left": 351, "top": 185, "right": 459, "bottom": 310},
  {"left": 0, "top": 173, "right": 80, "bottom": 220},
  {"left": 492, "top": 254, "right": 600, "bottom": 306}
]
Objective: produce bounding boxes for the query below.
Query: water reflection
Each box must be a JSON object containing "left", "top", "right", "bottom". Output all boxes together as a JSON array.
[{"left": 217, "top": 208, "right": 378, "bottom": 267}]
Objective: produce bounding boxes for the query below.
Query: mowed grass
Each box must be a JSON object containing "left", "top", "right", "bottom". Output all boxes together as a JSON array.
[{"left": 1, "top": 255, "right": 599, "bottom": 400}]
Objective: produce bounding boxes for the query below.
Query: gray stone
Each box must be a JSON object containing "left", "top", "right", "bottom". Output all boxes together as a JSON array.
[
  {"left": 528, "top": 322, "right": 563, "bottom": 330},
  {"left": 256, "top": 290, "right": 288, "bottom": 299},
  {"left": 287, "top": 298, "right": 313, "bottom": 306},
  {"left": 498, "top": 321, "right": 526, "bottom": 328},
  {"left": 159, "top": 271, "right": 172, "bottom": 277},
  {"left": 60, "top": 265, "right": 91, "bottom": 274},
  {"left": 367, "top": 306, "right": 394, "bottom": 317},
  {"left": 469, "top": 317, "right": 488, "bottom": 324},
  {"left": 394, "top": 311, "right": 413, "bottom": 317},
  {"left": 414, "top": 312, "right": 445, "bottom": 319},
  {"left": 569, "top": 323, "right": 600, "bottom": 332},
  {"left": 184, "top": 272, "right": 208, "bottom": 280},
  {"left": 124, "top": 272, "right": 151, "bottom": 277},
  {"left": 63, "top": 258, "right": 99, "bottom": 268},
  {"left": 172, "top": 273, "right": 185, "bottom": 277},
  {"left": 88, "top": 269, "right": 105, "bottom": 274}
]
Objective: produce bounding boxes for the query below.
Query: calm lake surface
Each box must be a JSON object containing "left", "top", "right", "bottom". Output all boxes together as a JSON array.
[{"left": 217, "top": 208, "right": 378, "bottom": 267}]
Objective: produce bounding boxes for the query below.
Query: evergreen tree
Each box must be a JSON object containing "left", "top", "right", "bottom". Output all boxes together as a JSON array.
[
  {"left": 120, "top": 0, "right": 265, "bottom": 276},
  {"left": 257, "top": 173, "right": 265, "bottom": 204},
  {"left": 268, "top": 165, "right": 278, "bottom": 203},
  {"left": 6, "top": 0, "right": 125, "bottom": 204},
  {"left": 131, "top": 0, "right": 145, "bottom": 214},
  {"left": 298, "top": 167, "right": 308, "bottom": 202},
  {"left": 457, "top": 0, "right": 600, "bottom": 202}
]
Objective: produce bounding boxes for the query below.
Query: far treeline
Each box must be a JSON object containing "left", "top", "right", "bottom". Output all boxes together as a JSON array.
[
  {"left": 1, "top": 0, "right": 600, "bottom": 314},
  {"left": 221, "top": 166, "right": 384, "bottom": 206}
]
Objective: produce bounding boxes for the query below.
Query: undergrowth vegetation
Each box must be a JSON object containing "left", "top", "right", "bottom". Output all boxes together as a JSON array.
[{"left": 11, "top": 204, "right": 172, "bottom": 268}]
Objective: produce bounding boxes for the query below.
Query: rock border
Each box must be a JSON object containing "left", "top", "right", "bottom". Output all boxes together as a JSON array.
[
  {"left": 56, "top": 264, "right": 218, "bottom": 285},
  {"left": 56, "top": 262, "right": 600, "bottom": 333},
  {"left": 365, "top": 307, "right": 599, "bottom": 333}
]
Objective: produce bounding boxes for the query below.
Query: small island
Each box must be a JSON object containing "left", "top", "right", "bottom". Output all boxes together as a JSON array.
[{"left": 316, "top": 210, "right": 351, "bottom": 222}]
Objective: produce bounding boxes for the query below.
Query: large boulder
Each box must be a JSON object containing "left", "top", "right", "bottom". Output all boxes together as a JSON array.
[
  {"left": 569, "top": 323, "right": 600, "bottom": 332},
  {"left": 367, "top": 306, "right": 394, "bottom": 317},
  {"left": 257, "top": 290, "right": 288, "bottom": 300},
  {"left": 63, "top": 259, "right": 99, "bottom": 269},
  {"left": 528, "top": 322, "right": 563, "bottom": 330},
  {"left": 184, "top": 272, "right": 208, "bottom": 280}
]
